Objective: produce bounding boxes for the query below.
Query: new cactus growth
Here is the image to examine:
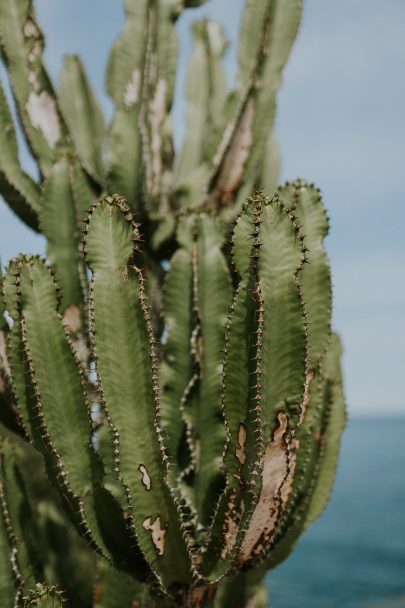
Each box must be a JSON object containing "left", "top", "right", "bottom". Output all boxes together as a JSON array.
[{"left": 0, "top": 1, "right": 345, "bottom": 606}]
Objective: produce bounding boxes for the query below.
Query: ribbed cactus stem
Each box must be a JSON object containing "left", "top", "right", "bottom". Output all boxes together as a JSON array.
[{"left": 23, "top": 584, "right": 65, "bottom": 607}]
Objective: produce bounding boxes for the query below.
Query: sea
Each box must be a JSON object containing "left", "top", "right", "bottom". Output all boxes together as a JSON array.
[{"left": 267, "top": 417, "right": 405, "bottom": 608}]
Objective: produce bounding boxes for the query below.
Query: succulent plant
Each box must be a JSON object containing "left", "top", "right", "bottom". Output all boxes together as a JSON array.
[{"left": 0, "top": 0, "right": 345, "bottom": 607}]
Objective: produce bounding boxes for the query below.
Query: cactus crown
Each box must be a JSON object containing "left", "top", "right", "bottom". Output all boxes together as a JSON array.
[{"left": 0, "top": 1, "right": 345, "bottom": 607}]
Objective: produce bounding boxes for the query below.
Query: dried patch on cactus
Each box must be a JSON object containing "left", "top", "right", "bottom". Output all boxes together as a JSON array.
[
  {"left": 142, "top": 516, "right": 167, "bottom": 556},
  {"left": 238, "top": 412, "right": 296, "bottom": 563},
  {"left": 62, "top": 304, "right": 82, "bottom": 333},
  {"left": 0, "top": 331, "right": 10, "bottom": 378},
  {"left": 148, "top": 78, "right": 168, "bottom": 197},
  {"left": 220, "top": 489, "right": 244, "bottom": 559},
  {"left": 300, "top": 369, "right": 315, "bottom": 424},
  {"left": 26, "top": 92, "right": 60, "bottom": 148},
  {"left": 235, "top": 423, "right": 247, "bottom": 466},
  {"left": 139, "top": 464, "right": 152, "bottom": 491},
  {"left": 124, "top": 69, "right": 141, "bottom": 109},
  {"left": 28, "top": 70, "right": 40, "bottom": 90},
  {"left": 24, "top": 19, "right": 40, "bottom": 38},
  {"left": 209, "top": 96, "right": 254, "bottom": 209},
  {"left": 28, "top": 41, "right": 42, "bottom": 64},
  {"left": 61, "top": 305, "right": 87, "bottom": 367}
]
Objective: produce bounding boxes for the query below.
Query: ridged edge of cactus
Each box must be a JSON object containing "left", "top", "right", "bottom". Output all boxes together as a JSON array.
[
  {"left": 0, "top": 82, "right": 41, "bottom": 231},
  {"left": 200, "top": 192, "right": 308, "bottom": 581},
  {"left": 83, "top": 195, "right": 194, "bottom": 594},
  {"left": 0, "top": 0, "right": 69, "bottom": 174},
  {"left": 58, "top": 55, "right": 105, "bottom": 186},
  {"left": 0, "top": 446, "right": 24, "bottom": 606},
  {"left": 23, "top": 583, "right": 65, "bottom": 607}
]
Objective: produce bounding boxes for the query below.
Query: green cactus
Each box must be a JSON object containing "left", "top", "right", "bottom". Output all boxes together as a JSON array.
[
  {"left": 0, "top": 1, "right": 346, "bottom": 607},
  {"left": 23, "top": 584, "right": 65, "bottom": 607}
]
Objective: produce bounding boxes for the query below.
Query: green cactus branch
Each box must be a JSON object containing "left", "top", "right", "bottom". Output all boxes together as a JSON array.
[
  {"left": 205, "top": 0, "right": 303, "bottom": 215},
  {"left": 175, "top": 20, "right": 229, "bottom": 183},
  {"left": 0, "top": 2, "right": 346, "bottom": 606},
  {"left": 0, "top": 83, "right": 40, "bottom": 231},
  {"left": 58, "top": 55, "right": 105, "bottom": 187},
  {"left": 0, "top": 0, "right": 70, "bottom": 175},
  {"left": 23, "top": 584, "right": 65, "bottom": 607}
]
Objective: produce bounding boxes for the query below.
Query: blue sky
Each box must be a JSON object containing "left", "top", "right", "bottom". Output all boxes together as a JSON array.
[{"left": 0, "top": 0, "right": 404, "bottom": 417}]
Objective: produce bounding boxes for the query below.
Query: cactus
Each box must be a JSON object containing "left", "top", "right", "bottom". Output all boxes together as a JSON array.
[
  {"left": 0, "top": 1, "right": 346, "bottom": 607},
  {"left": 23, "top": 584, "right": 65, "bottom": 607}
]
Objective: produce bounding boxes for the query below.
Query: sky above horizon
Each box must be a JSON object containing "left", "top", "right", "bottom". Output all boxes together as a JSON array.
[{"left": 0, "top": 0, "right": 404, "bottom": 417}]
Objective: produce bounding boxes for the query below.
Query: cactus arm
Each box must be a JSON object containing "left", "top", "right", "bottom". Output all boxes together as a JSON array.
[
  {"left": 241, "top": 182, "right": 335, "bottom": 571},
  {"left": 206, "top": 0, "right": 302, "bottom": 213},
  {"left": 5, "top": 257, "right": 131, "bottom": 566},
  {"left": 0, "top": 440, "right": 28, "bottom": 606},
  {"left": 39, "top": 159, "right": 83, "bottom": 310},
  {"left": 1, "top": 440, "right": 37, "bottom": 593},
  {"left": 69, "top": 158, "right": 98, "bottom": 226},
  {"left": 175, "top": 20, "right": 228, "bottom": 183},
  {"left": 0, "top": 276, "right": 25, "bottom": 437},
  {"left": 202, "top": 194, "right": 307, "bottom": 578},
  {"left": 258, "top": 132, "right": 280, "bottom": 198},
  {"left": 84, "top": 197, "right": 192, "bottom": 589},
  {"left": 200, "top": 278, "right": 262, "bottom": 581},
  {"left": 305, "top": 333, "right": 346, "bottom": 524},
  {"left": 93, "top": 561, "right": 147, "bottom": 608},
  {"left": 279, "top": 180, "right": 332, "bottom": 370},
  {"left": 58, "top": 55, "right": 105, "bottom": 185},
  {"left": 191, "top": 215, "right": 232, "bottom": 522},
  {"left": 23, "top": 583, "right": 65, "bottom": 607},
  {"left": 0, "top": 0, "right": 69, "bottom": 176},
  {"left": 105, "top": 0, "right": 149, "bottom": 207},
  {"left": 162, "top": 213, "right": 232, "bottom": 522},
  {"left": 3, "top": 261, "right": 41, "bottom": 446},
  {"left": 140, "top": 0, "right": 180, "bottom": 206},
  {"left": 160, "top": 237, "right": 194, "bottom": 482},
  {"left": 107, "top": 0, "right": 181, "bottom": 215},
  {"left": 252, "top": 195, "right": 307, "bottom": 435},
  {"left": 0, "top": 482, "right": 19, "bottom": 605},
  {"left": 0, "top": 83, "right": 40, "bottom": 231}
]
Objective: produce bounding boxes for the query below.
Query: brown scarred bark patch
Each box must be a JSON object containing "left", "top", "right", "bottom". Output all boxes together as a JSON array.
[
  {"left": 139, "top": 464, "right": 152, "bottom": 491},
  {"left": 208, "top": 96, "right": 254, "bottom": 210},
  {"left": 238, "top": 411, "right": 296, "bottom": 564},
  {"left": 142, "top": 515, "right": 167, "bottom": 555}
]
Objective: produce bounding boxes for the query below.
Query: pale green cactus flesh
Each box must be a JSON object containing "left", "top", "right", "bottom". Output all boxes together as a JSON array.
[
  {"left": 0, "top": 1, "right": 346, "bottom": 606},
  {"left": 84, "top": 197, "right": 192, "bottom": 589},
  {"left": 93, "top": 561, "right": 146, "bottom": 608},
  {"left": 0, "top": 0, "right": 69, "bottom": 174},
  {"left": 58, "top": 55, "right": 105, "bottom": 186},
  {"left": 175, "top": 20, "right": 229, "bottom": 183},
  {"left": 0, "top": 83, "right": 40, "bottom": 230}
]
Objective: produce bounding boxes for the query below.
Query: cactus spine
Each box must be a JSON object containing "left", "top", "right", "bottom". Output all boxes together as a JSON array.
[{"left": 0, "top": 1, "right": 345, "bottom": 607}]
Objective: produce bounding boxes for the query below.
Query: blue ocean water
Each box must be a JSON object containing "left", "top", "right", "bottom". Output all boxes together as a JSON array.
[{"left": 267, "top": 417, "right": 405, "bottom": 608}]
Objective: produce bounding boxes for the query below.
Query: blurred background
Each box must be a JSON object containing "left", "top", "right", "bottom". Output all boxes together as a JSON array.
[{"left": 0, "top": 1, "right": 404, "bottom": 606}]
